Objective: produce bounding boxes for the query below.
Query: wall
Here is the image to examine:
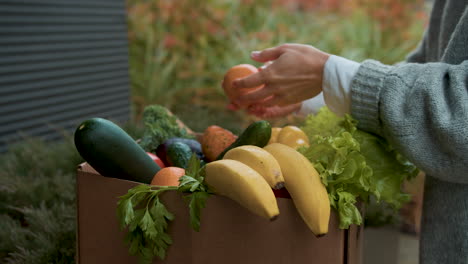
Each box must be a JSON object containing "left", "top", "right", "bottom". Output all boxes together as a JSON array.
[{"left": 0, "top": 0, "right": 131, "bottom": 152}]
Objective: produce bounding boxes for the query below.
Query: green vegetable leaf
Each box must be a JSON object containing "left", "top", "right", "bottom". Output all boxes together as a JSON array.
[
  {"left": 129, "top": 209, "right": 147, "bottom": 232},
  {"left": 151, "top": 198, "right": 175, "bottom": 227},
  {"left": 335, "top": 189, "right": 362, "bottom": 229},
  {"left": 185, "top": 191, "right": 210, "bottom": 231},
  {"left": 178, "top": 176, "right": 198, "bottom": 193},
  {"left": 139, "top": 210, "right": 154, "bottom": 232},
  {"left": 117, "top": 198, "right": 134, "bottom": 227},
  {"left": 127, "top": 231, "right": 142, "bottom": 256},
  {"left": 185, "top": 153, "right": 201, "bottom": 177},
  {"left": 138, "top": 105, "right": 193, "bottom": 152},
  {"left": 299, "top": 107, "right": 419, "bottom": 229},
  {"left": 117, "top": 185, "right": 176, "bottom": 264},
  {"left": 178, "top": 154, "right": 212, "bottom": 231},
  {"left": 117, "top": 154, "right": 212, "bottom": 263}
]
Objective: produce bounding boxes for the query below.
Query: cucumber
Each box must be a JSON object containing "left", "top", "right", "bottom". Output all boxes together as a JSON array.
[
  {"left": 156, "top": 137, "right": 204, "bottom": 165},
  {"left": 216, "top": 120, "right": 272, "bottom": 160},
  {"left": 74, "top": 118, "right": 161, "bottom": 183},
  {"left": 166, "top": 141, "right": 193, "bottom": 169}
]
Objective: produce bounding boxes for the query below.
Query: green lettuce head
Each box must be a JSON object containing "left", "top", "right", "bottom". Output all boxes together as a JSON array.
[{"left": 298, "top": 107, "right": 419, "bottom": 229}]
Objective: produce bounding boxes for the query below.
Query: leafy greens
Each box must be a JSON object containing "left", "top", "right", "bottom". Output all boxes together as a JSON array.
[
  {"left": 117, "top": 155, "right": 211, "bottom": 264},
  {"left": 298, "top": 107, "right": 419, "bottom": 229},
  {"left": 138, "top": 104, "right": 194, "bottom": 152}
]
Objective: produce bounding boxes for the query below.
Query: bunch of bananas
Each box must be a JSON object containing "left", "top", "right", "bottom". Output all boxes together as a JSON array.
[{"left": 204, "top": 142, "right": 331, "bottom": 237}]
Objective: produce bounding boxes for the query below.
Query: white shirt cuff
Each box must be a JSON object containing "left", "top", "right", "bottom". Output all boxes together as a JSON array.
[
  {"left": 296, "top": 92, "right": 325, "bottom": 116},
  {"left": 322, "top": 55, "right": 360, "bottom": 116}
]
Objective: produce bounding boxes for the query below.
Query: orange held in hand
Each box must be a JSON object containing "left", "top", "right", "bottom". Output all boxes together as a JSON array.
[
  {"left": 150, "top": 167, "right": 185, "bottom": 187},
  {"left": 222, "top": 64, "right": 263, "bottom": 109}
]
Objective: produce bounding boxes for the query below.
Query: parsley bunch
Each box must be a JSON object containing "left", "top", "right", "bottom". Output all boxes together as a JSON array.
[{"left": 117, "top": 155, "right": 211, "bottom": 264}]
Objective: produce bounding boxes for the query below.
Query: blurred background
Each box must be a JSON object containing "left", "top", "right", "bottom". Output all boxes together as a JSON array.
[{"left": 0, "top": 0, "right": 429, "bottom": 263}]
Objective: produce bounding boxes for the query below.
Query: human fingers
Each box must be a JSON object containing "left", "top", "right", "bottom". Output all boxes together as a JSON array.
[
  {"left": 234, "top": 85, "right": 275, "bottom": 107},
  {"left": 259, "top": 61, "right": 273, "bottom": 71},
  {"left": 247, "top": 103, "right": 302, "bottom": 119},
  {"left": 255, "top": 94, "right": 292, "bottom": 107},
  {"left": 246, "top": 105, "right": 267, "bottom": 117},
  {"left": 232, "top": 71, "right": 266, "bottom": 90},
  {"left": 226, "top": 102, "right": 240, "bottom": 111},
  {"left": 250, "top": 45, "right": 287, "bottom": 63},
  {"left": 253, "top": 86, "right": 308, "bottom": 107}
]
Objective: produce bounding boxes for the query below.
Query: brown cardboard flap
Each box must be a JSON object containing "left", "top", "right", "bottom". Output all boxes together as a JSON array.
[
  {"left": 191, "top": 193, "right": 344, "bottom": 264},
  {"left": 77, "top": 166, "right": 361, "bottom": 264},
  {"left": 77, "top": 162, "right": 98, "bottom": 174},
  {"left": 346, "top": 220, "right": 364, "bottom": 264}
]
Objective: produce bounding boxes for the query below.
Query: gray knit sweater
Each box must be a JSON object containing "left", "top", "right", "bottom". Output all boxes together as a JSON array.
[{"left": 350, "top": 1, "right": 468, "bottom": 263}]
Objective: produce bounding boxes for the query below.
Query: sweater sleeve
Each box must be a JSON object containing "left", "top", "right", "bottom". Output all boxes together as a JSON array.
[{"left": 350, "top": 59, "right": 468, "bottom": 183}]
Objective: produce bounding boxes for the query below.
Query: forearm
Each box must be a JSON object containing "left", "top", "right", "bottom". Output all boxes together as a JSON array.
[
  {"left": 351, "top": 59, "right": 468, "bottom": 182},
  {"left": 298, "top": 55, "right": 360, "bottom": 116}
]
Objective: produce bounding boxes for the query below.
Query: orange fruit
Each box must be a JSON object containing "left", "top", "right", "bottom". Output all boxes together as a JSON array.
[
  {"left": 277, "top": 126, "right": 310, "bottom": 149},
  {"left": 150, "top": 167, "right": 185, "bottom": 186},
  {"left": 267, "top": 127, "right": 283, "bottom": 145},
  {"left": 222, "top": 64, "right": 264, "bottom": 106}
]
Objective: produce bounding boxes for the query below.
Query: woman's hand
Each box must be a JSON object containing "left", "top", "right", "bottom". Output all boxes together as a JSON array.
[
  {"left": 246, "top": 102, "right": 302, "bottom": 119},
  {"left": 232, "top": 43, "right": 330, "bottom": 108}
]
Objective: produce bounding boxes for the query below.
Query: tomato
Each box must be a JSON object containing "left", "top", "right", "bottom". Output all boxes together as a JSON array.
[
  {"left": 272, "top": 188, "right": 291, "bottom": 199},
  {"left": 146, "top": 152, "right": 166, "bottom": 168}
]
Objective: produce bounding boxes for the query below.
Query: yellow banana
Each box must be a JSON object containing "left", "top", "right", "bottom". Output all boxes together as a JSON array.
[
  {"left": 277, "top": 125, "right": 309, "bottom": 149},
  {"left": 205, "top": 159, "right": 280, "bottom": 221},
  {"left": 223, "top": 145, "right": 285, "bottom": 189},
  {"left": 264, "top": 143, "right": 330, "bottom": 236}
]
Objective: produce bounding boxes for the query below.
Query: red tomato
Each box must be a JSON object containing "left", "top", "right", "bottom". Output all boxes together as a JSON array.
[
  {"left": 146, "top": 152, "right": 166, "bottom": 168},
  {"left": 272, "top": 188, "right": 291, "bottom": 199}
]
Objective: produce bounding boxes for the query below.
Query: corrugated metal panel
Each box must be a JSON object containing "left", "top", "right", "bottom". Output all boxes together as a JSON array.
[{"left": 0, "top": 0, "right": 131, "bottom": 152}]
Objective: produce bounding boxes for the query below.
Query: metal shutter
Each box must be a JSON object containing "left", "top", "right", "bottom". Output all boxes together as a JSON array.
[{"left": 0, "top": 0, "right": 131, "bottom": 152}]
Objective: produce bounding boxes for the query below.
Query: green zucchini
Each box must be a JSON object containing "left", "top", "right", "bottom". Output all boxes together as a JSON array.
[
  {"left": 216, "top": 120, "right": 272, "bottom": 160},
  {"left": 74, "top": 118, "right": 160, "bottom": 183}
]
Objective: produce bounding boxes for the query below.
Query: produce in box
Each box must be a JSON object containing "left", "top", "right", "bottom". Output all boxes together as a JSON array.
[
  {"left": 200, "top": 125, "right": 237, "bottom": 161},
  {"left": 74, "top": 117, "right": 161, "bottom": 184},
  {"left": 204, "top": 159, "right": 280, "bottom": 221},
  {"left": 275, "top": 125, "right": 310, "bottom": 149},
  {"left": 264, "top": 143, "right": 330, "bottom": 236},
  {"left": 223, "top": 145, "right": 284, "bottom": 189},
  {"left": 74, "top": 104, "right": 418, "bottom": 264},
  {"left": 215, "top": 119, "right": 272, "bottom": 160}
]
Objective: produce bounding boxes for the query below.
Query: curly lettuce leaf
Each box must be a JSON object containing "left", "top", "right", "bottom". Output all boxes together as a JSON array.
[{"left": 299, "top": 107, "right": 419, "bottom": 229}]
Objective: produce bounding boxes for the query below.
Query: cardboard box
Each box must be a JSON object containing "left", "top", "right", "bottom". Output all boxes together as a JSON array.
[{"left": 76, "top": 163, "right": 363, "bottom": 264}]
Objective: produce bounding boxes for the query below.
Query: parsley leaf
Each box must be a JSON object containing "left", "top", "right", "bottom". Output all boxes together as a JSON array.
[
  {"left": 178, "top": 155, "right": 212, "bottom": 231},
  {"left": 117, "top": 154, "right": 212, "bottom": 263},
  {"left": 117, "top": 185, "right": 176, "bottom": 264},
  {"left": 185, "top": 191, "right": 211, "bottom": 231}
]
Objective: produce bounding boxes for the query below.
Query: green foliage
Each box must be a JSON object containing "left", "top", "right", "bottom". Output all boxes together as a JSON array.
[
  {"left": 138, "top": 104, "right": 194, "bottom": 152},
  {"left": 0, "top": 136, "right": 82, "bottom": 264}
]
